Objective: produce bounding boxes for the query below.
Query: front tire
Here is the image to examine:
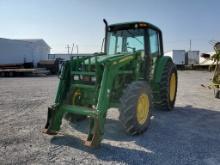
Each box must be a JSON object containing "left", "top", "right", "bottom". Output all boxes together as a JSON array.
[{"left": 119, "top": 81, "right": 152, "bottom": 135}]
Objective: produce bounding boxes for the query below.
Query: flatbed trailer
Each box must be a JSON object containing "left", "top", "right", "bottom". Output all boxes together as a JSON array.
[{"left": 0, "top": 68, "right": 50, "bottom": 77}]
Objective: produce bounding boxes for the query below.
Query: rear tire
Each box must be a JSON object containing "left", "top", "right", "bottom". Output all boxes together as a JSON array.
[
  {"left": 119, "top": 81, "right": 152, "bottom": 135},
  {"left": 154, "top": 60, "right": 178, "bottom": 111}
]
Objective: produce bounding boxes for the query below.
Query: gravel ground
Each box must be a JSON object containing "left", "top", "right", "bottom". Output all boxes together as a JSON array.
[{"left": 0, "top": 71, "right": 220, "bottom": 165}]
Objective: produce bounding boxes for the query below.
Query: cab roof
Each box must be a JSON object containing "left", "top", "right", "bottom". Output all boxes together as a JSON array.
[{"left": 108, "top": 21, "right": 161, "bottom": 33}]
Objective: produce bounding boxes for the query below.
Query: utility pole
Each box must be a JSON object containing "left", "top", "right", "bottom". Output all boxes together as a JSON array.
[
  {"left": 189, "top": 39, "right": 192, "bottom": 51},
  {"left": 76, "top": 45, "right": 79, "bottom": 54},
  {"left": 66, "top": 44, "right": 70, "bottom": 54},
  {"left": 70, "top": 43, "right": 74, "bottom": 54}
]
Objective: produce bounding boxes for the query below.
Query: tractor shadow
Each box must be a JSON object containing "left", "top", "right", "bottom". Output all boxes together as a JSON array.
[{"left": 51, "top": 106, "right": 220, "bottom": 164}]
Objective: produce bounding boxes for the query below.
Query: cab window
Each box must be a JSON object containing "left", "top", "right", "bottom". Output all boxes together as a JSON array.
[
  {"left": 107, "top": 29, "right": 144, "bottom": 55},
  {"left": 149, "top": 29, "right": 160, "bottom": 56}
]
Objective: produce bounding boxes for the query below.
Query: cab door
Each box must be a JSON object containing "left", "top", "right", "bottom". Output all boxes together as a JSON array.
[
  {"left": 144, "top": 28, "right": 163, "bottom": 80},
  {"left": 148, "top": 28, "right": 162, "bottom": 57}
]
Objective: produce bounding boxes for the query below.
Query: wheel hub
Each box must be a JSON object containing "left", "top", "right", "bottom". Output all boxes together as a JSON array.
[
  {"left": 136, "top": 94, "right": 149, "bottom": 125},
  {"left": 169, "top": 73, "right": 176, "bottom": 102}
]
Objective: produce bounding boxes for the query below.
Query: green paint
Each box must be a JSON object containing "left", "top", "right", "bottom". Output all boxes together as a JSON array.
[{"left": 44, "top": 21, "right": 176, "bottom": 147}]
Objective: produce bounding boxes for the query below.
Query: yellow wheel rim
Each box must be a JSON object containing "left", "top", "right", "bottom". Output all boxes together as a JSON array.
[
  {"left": 169, "top": 73, "right": 176, "bottom": 102},
  {"left": 136, "top": 94, "right": 149, "bottom": 125},
  {"left": 72, "top": 90, "right": 81, "bottom": 104}
]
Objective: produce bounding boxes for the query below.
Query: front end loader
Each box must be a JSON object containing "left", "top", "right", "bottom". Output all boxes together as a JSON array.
[{"left": 44, "top": 20, "right": 178, "bottom": 147}]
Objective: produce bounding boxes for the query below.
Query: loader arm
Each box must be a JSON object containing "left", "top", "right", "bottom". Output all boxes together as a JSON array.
[{"left": 44, "top": 53, "right": 141, "bottom": 146}]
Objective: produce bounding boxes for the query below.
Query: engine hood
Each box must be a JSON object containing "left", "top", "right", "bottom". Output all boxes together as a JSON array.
[{"left": 84, "top": 53, "right": 137, "bottom": 65}]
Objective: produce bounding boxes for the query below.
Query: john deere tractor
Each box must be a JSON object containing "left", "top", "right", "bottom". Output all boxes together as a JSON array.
[{"left": 44, "top": 20, "right": 178, "bottom": 147}]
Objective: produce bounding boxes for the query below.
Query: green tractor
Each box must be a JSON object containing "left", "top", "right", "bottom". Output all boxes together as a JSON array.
[{"left": 44, "top": 20, "right": 178, "bottom": 147}]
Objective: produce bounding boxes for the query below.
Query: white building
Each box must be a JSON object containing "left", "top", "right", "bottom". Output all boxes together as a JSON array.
[
  {"left": 199, "top": 52, "right": 215, "bottom": 65},
  {"left": 187, "top": 50, "right": 200, "bottom": 65},
  {"left": 0, "top": 38, "right": 50, "bottom": 67},
  {"left": 165, "top": 50, "right": 186, "bottom": 65}
]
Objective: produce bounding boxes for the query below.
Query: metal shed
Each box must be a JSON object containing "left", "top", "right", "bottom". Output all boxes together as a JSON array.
[
  {"left": 186, "top": 51, "right": 200, "bottom": 65},
  {"left": 0, "top": 38, "right": 50, "bottom": 67},
  {"left": 164, "top": 50, "right": 186, "bottom": 65}
]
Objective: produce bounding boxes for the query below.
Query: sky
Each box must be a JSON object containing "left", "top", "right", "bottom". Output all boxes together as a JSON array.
[{"left": 0, "top": 0, "right": 220, "bottom": 53}]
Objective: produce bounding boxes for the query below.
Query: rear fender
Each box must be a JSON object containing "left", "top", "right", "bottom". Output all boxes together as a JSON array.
[{"left": 151, "top": 56, "right": 173, "bottom": 89}]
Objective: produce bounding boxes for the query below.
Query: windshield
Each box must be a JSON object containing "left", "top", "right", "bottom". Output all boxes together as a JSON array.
[{"left": 106, "top": 29, "right": 145, "bottom": 55}]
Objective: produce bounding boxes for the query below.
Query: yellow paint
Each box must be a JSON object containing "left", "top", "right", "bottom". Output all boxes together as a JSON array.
[
  {"left": 136, "top": 94, "right": 149, "bottom": 125},
  {"left": 139, "top": 23, "right": 148, "bottom": 28},
  {"left": 118, "top": 56, "right": 134, "bottom": 63},
  {"left": 72, "top": 90, "right": 81, "bottom": 104},
  {"left": 169, "top": 73, "right": 176, "bottom": 102}
]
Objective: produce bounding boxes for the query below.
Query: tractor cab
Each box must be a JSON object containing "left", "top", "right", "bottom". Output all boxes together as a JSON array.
[{"left": 105, "top": 22, "right": 164, "bottom": 58}]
